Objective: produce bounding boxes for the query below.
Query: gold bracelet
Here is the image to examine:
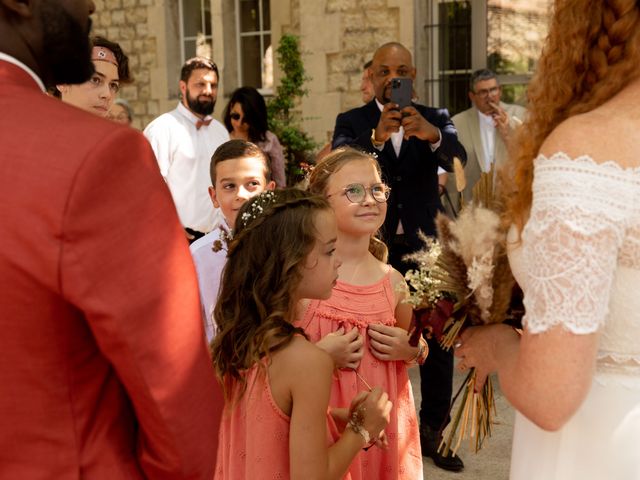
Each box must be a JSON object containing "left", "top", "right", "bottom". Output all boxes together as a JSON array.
[{"left": 405, "top": 337, "right": 428, "bottom": 365}]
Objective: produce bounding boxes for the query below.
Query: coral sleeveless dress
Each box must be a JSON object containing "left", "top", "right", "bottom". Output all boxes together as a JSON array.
[
  {"left": 214, "top": 363, "right": 290, "bottom": 479},
  {"left": 214, "top": 358, "right": 346, "bottom": 480},
  {"left": 300, "top": 270, "right": 423, "bottom": 480}
]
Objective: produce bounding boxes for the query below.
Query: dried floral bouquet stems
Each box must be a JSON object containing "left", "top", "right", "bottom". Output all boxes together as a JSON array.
[{"left": 404, "top": 206, "right": 519, "bottom": 455}]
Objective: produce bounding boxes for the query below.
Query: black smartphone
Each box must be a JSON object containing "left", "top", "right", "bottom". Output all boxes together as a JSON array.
[{"left": 390, "top": 77, "right": 413, "bottom": 109}]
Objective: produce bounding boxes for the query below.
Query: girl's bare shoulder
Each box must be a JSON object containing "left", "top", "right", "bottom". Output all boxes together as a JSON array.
[
  {"left": 389, "top": 266, "right": 408, "bottom": 291},
  {"left": 275, "top": 335, "right": 334, "bottom": 375}
]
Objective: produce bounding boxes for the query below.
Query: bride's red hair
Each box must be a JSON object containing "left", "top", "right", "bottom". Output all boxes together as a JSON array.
[{"left": 504, "top": 0, "right": 640, "bottom": 232}]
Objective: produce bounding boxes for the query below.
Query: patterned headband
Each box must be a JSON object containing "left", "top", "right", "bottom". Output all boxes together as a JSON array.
[{"left": 91, "top": 46, "right": 118, "bottom": 67}]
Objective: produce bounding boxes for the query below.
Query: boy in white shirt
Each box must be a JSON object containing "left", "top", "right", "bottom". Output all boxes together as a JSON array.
[{"left": 190, "top": 140, "right": 275, "bottom": 341}]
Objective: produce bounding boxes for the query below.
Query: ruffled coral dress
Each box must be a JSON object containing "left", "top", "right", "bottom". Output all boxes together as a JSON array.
[{"left": 300, "top": 270, "right": 423, "bottom": 479}]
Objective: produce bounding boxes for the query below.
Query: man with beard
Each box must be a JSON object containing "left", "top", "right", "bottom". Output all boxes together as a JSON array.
[
  {"left": 144, "top": 57, "right": 229, "bottom": 242},
  {"left": 0, "top": 1, "right": 222, "bottom": 478}
]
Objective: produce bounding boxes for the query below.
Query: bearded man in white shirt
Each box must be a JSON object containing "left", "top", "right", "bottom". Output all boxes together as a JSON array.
[
  {"left": 448, "top": 69, "right": 526, "bottom": 212},
  {"left": 144, "top": 57, "right": 229, "bottom": 242}
]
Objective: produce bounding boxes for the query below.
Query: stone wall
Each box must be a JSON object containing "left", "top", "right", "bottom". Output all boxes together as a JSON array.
[
  {"left": 92, "top": 0, "right": 159, "bottom": 130},
  {"left": 91, "top": 0, "right": 414, "bottom": 138},
  {"left": 274, "top": 0, "right": 414, "bottom": 147}
]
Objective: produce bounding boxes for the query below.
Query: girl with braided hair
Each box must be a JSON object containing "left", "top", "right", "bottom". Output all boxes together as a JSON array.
[
  {"left": 302, "top": 147, "right": 425, "bottom": 479},
  {"left": 454, "top": 1, "right": 640, "bottom": 478},
  {"left": 211, "top": 188, "right": 392, "bottom": 479}
]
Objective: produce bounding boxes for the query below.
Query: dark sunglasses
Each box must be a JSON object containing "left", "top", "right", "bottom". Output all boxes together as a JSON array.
[{"left": 230, "top": 112, "right": 243, "bottom": 121}]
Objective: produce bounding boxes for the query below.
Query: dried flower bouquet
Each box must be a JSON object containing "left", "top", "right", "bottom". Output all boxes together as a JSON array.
[{"left": 404, "top": 206, "right": 520, "bottom": 455}]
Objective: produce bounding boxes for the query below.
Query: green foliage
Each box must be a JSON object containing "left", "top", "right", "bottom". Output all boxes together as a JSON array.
[
  {"left": 487, "top": 52, "right": 530, "bottom": 105},
  {"left": 267, "top": 34, "right": 317, "bottom": 185}
]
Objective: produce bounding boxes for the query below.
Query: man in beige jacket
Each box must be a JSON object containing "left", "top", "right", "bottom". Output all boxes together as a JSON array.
[{"left": 447, "top": 69, "right": 526, "bottom": 212}]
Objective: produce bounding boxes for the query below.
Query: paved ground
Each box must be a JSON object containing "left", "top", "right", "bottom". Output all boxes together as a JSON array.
[{"left": 409, "top": 362, "right": 514, "bottom": 479}]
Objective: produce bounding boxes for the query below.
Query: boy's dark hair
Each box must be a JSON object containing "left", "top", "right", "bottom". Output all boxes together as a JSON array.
[
  {"left": 180, "top": 57, "right": 219, "bottom": 83},
  {"left": 222, "top": 87, "right": 269, "bottom": 143},
  {"left": 209, "top": 139, "right": 272, "bottom": 185}
]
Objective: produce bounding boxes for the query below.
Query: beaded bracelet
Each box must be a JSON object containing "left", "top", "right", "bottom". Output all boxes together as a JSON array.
[{"left": 347, "top": 406, "right": 371, "bottom": 446}]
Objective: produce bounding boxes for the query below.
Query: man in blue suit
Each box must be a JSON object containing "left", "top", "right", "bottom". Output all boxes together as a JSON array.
[{"left": 332, "top": 42, "right": 467, "bottom": 472}]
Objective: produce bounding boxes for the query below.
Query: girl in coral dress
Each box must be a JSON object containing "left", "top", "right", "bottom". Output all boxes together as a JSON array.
[
  {"left": 211, "top": 188, "right": 392, "bottom": 480},
  {"left": 303, "top": 148, "right": 427, "bottom": 479}
]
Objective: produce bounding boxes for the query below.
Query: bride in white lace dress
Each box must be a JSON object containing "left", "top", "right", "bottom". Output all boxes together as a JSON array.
[{"left": 454, "top": 1, "right": 640, "bottom": 479}]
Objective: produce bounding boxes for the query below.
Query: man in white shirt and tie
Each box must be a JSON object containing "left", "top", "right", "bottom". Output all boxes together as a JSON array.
[
  {"left": 448, "top": 69, "right": 527, "bottom": 212},
  {"left": 144, "top": 57, "right": 229, "bottom": 242}
]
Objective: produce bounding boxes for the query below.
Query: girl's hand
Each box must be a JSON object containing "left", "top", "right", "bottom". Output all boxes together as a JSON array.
[
  {"left": 349, "top": 387, "right": 392, "bottom": 444},
  {"left": 454, "top": 324, "right": 514, "bottom": 390},
  {"left": 316, "top": 327, "right": 364, "bottom": 369},
  {"left": 367, "top": 324, "right": 418, "bottom": 362}
]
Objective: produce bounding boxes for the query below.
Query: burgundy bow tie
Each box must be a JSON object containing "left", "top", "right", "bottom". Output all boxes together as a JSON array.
[{"left": 196, "top": 118, "right": 212, "bottom": 130}]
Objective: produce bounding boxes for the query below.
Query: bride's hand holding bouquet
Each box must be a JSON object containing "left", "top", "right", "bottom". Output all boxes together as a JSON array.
[
  {"left": 403, "top": 205, "right": 523, "bottom": 455},
  {"left": 455, "top": 323, "right": 521, "bottom": 391}
]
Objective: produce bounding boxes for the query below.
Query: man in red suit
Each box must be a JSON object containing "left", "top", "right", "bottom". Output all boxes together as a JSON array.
[{"left": 0, "top": 1, "right": 222, "bottom": 478}]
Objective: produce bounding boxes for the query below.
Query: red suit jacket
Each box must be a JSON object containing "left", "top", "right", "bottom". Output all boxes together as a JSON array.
[{"left": 0, "top": 60, "right": 222, "bottom": 479}]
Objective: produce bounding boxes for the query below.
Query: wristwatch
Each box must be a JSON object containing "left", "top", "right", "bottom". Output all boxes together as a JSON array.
[{"left": 370, "top": 128, "right": 385, "bottom": 148}]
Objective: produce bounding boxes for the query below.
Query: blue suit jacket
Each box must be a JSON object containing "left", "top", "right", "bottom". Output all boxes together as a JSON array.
[{"left": 332, "top": 100, "right": 467, "bottom": 251}]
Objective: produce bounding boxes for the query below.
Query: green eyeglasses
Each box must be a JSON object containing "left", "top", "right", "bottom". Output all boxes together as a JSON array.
[{"left": 327, "top": 183, "right": 391, "bottom": 204}]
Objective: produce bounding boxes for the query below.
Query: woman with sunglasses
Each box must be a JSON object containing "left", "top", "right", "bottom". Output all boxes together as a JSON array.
[{"left": 223, "top": 87, "right": 286, "bottom": 188}]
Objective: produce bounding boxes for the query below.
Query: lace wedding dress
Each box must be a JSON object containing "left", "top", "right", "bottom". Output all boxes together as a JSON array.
[{"left": 508, "top": 153, "right": 640, "bottom": 480}]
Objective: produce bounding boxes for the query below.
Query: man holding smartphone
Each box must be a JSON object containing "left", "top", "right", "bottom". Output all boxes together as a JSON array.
[
  {"left": 447, "top": 68, "right": 527, "bottom": 212},
  {"left": 332, "top": 41, "right": 467, "bottom": 472}
]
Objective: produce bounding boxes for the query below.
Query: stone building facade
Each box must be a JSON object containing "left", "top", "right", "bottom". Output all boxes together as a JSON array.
[
  {"left": 92, "top": 0, "right": 549, "bottom": 150},
  {"left": 92, "top": 0, "right": 159, "bottom": 129},
  {"left": 91, "top": 0, "right": 413, "bottom": 140}
]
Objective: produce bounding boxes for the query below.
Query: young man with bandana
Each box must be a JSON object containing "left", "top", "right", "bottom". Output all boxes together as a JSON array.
[
  {"left": 144, "top": 57, "right": 230, "bottom": 242},
  {"left": 55, "top": 36, "right": 131, "bottom": 117},
  {"left": 0, "top": 0, "right": 222, "bottom": 477}
]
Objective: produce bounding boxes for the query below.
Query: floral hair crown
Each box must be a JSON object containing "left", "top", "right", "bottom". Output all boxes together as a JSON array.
[{"left": 239, "top": 190, "right": 278, "bottom": 229}]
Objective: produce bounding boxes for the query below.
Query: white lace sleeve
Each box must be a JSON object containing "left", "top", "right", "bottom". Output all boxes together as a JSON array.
[{"left": 521, "top": 154, "right": 633, "bottom": 335}]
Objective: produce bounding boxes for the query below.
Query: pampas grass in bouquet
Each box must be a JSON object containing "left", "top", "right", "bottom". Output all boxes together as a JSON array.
[{"left": 403, "top": 205, "right": 520, "bottom": 456}]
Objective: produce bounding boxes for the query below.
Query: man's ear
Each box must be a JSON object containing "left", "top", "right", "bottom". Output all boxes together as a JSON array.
[
  {"left": 208, "top": 186, "right": 220, "bottom": 208},
  {"left": 0, "top": 0, "right": 34, "bottom": 18},
  {"left": 265, "top": 180, "right": 276, "bottom": 191},
  {"left": 179, "top": 80, "right": 187, "bottom": 99},
  {"left": 1, "top": 0, "right": 34, "bottom": 18}
]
